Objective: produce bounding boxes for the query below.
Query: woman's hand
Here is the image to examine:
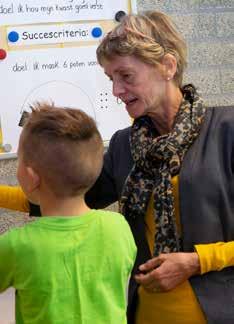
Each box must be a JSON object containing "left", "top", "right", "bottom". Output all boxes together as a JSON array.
[{"left": 134, "top": 252, "right": 200, "bottom": 292}]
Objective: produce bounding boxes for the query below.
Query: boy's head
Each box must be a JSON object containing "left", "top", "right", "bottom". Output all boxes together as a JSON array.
[{"left": 17, "top": 103, "right": 103, "bottom": 199}]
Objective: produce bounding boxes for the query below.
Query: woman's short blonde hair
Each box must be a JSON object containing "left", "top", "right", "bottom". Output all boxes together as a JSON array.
[{"left": 97, "top": 11, "right": 187, "bottom": 87}]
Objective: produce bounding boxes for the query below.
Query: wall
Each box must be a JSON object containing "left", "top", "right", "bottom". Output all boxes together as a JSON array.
[
  {"left": 0, "top": 0, "right": 233, "bottom": 228},
  {"left": 138, "top": 0, "right": 234, "bottom": 107}
]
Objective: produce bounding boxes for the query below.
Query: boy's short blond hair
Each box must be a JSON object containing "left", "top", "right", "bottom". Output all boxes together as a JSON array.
[
  {"left": 97, "top": 11, "right": 187, "bottom": 87},
  {"left": 20, "top": 103, "right": 103, "bottom": 197}
]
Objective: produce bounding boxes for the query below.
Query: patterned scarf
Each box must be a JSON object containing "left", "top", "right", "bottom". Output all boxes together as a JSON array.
[{"left": 120, "top": 84, "right": 205, "bottom": 256}]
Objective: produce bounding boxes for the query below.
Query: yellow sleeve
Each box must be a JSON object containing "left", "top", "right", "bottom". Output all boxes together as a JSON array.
[
  {"left": 0, "top": 185, "right": 29, "bottom": 212},
  {"left": 195, "top": 242, "right": 234, "bottom": 274}
]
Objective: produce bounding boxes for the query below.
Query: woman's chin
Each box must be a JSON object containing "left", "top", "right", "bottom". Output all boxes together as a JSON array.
[{"left": 126, "top": 104, "right": 144, "bottom": 119}]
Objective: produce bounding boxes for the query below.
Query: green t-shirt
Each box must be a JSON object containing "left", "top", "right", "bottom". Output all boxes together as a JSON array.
[{"left": 0, "top": 210, "right": 136, "bottom": 324}]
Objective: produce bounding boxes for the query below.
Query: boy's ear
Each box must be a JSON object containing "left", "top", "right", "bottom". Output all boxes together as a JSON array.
[{"left": 26, "top": 166, "right": 40, "bottom": 193}]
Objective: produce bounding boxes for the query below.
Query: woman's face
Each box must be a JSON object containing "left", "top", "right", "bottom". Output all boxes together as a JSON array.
[{"left": 103, "top": 55, "right": 166, "bottom": 119}]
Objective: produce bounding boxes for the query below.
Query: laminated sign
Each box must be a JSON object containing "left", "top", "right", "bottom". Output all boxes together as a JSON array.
[{"left": 0, "top": 0, "right": 137, "bottom": 157}]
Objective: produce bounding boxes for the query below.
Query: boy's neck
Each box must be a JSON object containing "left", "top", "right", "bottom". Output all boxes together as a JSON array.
[{"left": 39, "top": 194, "right": 91, "bottom": 217}]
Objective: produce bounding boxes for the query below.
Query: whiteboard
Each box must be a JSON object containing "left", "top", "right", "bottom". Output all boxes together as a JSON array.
[{"left": 0, "top": 0, "right": 137, "bottom": 158}]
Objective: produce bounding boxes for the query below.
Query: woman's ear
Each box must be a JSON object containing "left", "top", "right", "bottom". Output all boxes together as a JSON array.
[
  {"left": 162, "top": 53, "right": 177, "bottom": 81},
  {"left": 26, "top": 166, "right": 40, "bottom": 193}
]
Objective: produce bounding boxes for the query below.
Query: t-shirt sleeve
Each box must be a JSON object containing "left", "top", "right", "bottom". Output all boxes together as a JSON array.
[
  {"left": 122, "top": 218, "right": 137, "bottom": 271},
  {"left": 195, "top": 241, "right": 234, "bottom": 275},
  {"left": 0, "top": 232, "right": 15, "bottom": 292}
]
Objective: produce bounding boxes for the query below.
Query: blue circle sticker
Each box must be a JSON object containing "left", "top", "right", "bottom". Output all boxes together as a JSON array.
[
  {"left": 8, "top": 31, "right": 19, "bottom": 43},
  {"left": 91, "top": 27, "right": 102, "bottom": 38}
]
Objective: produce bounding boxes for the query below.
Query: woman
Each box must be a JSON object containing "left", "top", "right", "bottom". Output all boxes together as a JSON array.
[
  {"left": 87, "top": 10, "right": 234, "bottom": 324},
  {"left": 1, "top": 11, "right": 234, "bottom": 324}
]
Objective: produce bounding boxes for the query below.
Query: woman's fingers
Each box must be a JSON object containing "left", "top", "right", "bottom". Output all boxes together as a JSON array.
[{"left": 139, "top": 256, "right": 163, "bottom": 272}]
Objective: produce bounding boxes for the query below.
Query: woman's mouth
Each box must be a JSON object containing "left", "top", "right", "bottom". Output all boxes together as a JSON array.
[{"left": 125, "top": 98, "right": 138, "bottom": 108}]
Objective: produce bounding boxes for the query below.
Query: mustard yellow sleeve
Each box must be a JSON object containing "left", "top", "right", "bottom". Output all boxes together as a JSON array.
[
  {"left": 195, "top": 242, "right": 234, "bottom": 274},
  {"left": 0, "top": 185, "right": 29, "bottom": 212}
]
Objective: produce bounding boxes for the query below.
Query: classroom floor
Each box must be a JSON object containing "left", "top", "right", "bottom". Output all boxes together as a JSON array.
[{"left": 0, "top": 288, "right": 15, "bottom": 324}]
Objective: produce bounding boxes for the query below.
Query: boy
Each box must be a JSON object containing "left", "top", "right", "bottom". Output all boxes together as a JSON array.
[{"left": 0, "top": 103, "right": 136, "bottom": 323}]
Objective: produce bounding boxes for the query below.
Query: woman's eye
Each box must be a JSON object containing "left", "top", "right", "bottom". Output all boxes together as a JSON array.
[{"left": 123, "top": 74, "right": 133, "bottom": 82}]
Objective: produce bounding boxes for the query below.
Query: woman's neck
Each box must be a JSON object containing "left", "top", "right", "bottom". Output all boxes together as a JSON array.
[{"left": 149, "top": 85, "right": 183, "bottom": 135}]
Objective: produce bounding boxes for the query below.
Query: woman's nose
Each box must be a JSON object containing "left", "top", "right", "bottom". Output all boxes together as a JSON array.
[{"left": 112, "top": 80, "right": 125, "bottom": 97}]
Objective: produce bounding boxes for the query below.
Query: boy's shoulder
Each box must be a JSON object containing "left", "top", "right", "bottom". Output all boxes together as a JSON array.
[
  {"left": 0, "top": 218, "right": 38, "bottom": 243},
  {"left": 94, "top": 209, "right": 127, "bottom": 225},
  {"left": 0, "top": 223, "right": 29, "bottom": 257},
  {"left": 93, "top": 209, "right": 131, "bottom": 233}
]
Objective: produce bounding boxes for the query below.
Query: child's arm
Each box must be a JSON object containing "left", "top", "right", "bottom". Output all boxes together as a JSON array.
[
  {"left": 0, "top": 185, "right": 29, "bottom": 212},
  {"left": 0, "top": 233, "right": 14, "bottom": 292}
]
